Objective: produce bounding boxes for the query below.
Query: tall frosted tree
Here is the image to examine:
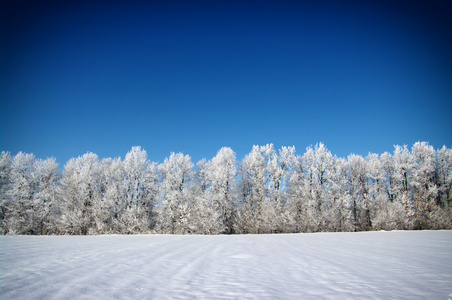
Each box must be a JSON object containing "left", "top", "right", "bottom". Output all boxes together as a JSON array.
[
  {"left": 286, "top": 152, "right": 304, "bottom": 232},
  {"left": 32, "top": 157, "right": 60, "bottom": 234},
  {"left": 2, "top": 153, "right": 59, "bottom": 235},
  {"left": 206, "top": 147, "right": 237, "bottom": 234},
  {"left": 264, "top": 145, "right": 295, "bottom": 233},
  {"left": 120, "top": 147, "right": 158, "bottom": 233},
  {"left": 4, "top": 152, "right": 36, "bottom": 234},
  {"left": 393, "top": 145, "right": 415, "bottom": 229},
  {"left": 95, "top": 157, "right": 124, "bottom": 233},
  {"left": 58, "top": 152, "right": 101, "bottom": 235},
  {"left": 436, "top": 146, "right": 452, "bottom": 228},
  {"left": 192, "top": 159, "right": 224, "bottom": 234},
  {"left": 410, "top": 142, "right": 439, "bottom": 228},
  {"left": 157, "top": 152, "right": 194, "bottom": 234},
  {"left": 288, "top": 143, "right": 335, "bottom": 232},
  {"left": 0, "top": 152, "right": 12, "bottom": 234},
  {"left": 367, "top": 153, "right": 404, "bottom": 230},
  {"left": 348, "top": 154, "right": 371, "bottom": 231},
  {"left": 380, "top": 152, "right": 396, "bottom": 203},
  {"left": 300, "top": 145, "right": 318, "bottom": 231},
  {"left": 326, "top": 157, "right": 353, "bottom": 232},
  {"left": 311, "top": 143, "right": 335, "bottom": 231},
  {"left": 236, "top": 145, "right": 268, "bottom": 234}
]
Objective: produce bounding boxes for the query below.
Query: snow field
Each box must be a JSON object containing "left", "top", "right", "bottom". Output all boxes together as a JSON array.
[{"left": 1, "top": 230, "right": 451, "bottom": 299}]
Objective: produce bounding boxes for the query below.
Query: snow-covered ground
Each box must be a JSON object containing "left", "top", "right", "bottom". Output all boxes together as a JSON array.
[{"left": 1, "top": 231, "right": 451, "bottom": 299}]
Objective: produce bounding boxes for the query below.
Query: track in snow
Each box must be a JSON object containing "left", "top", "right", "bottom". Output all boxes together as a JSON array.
[{"left": 1, "top": 231, "right": 451, "bottom": 299}]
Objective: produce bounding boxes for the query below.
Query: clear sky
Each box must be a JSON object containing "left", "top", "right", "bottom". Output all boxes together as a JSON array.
[{"left": 1, "top": 0, "right": 451, "bottom": 166}]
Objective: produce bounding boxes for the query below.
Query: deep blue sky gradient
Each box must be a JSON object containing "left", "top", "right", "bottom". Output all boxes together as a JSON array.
[{"left": 1, "top": 0, "right": 451, "bottom": 165}]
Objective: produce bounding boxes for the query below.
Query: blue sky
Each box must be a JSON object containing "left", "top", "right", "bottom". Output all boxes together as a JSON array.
[{"left": 1, "top": 0, "right": 451, "bottom": 166}]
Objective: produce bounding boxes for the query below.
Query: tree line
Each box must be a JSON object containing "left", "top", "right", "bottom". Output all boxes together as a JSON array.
[{"left": 0, "top": 141, "right": 451, "bottom": 235}]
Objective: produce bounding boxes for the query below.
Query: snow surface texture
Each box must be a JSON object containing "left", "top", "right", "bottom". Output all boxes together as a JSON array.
[{"left": 1, "top": 231, "right": 451, "bottom": 300}]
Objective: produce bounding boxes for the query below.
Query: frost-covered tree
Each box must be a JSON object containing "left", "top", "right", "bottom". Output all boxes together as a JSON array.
[
  {"left": 157, "top": 152, "right": 194, "bottom": 234},
  {"left": 192, "top": 159, "right": 224, "bottom": 234},
  {"left": 93, "top": 157, "right": 124, "bottom": 233},
  {"left": 325, "top": 157, "right": 353, "bottom": 232},
  {"left": 367, "top": 153, "right": 385, "bottom": 229},
  {"left": 0, "top": 152, "right": 12, "bottom": 234},
  {"left": 120, "top": 147, "right": 158, "bottom": 233},
  {"left": 4, "top": 152, "right": 36, "bottom": 234},
  {"left": 264, "top": 145, "right": 295, "bottom": 233},
  {"left": 2, "top": 153, "right": 60, "bottom": 235},
  {"left": 380, "top": 152, "right": 396, "bottom": 203},
  {"left": 206, "top": 147, "right": 237, "bottom": 234},
  {"left": 436, "top": 146, "right": 452, "bottom": 228},
  {"left": 410, "top": 142, "right": 439, "bottom": 229},
  {"left": 367, "top": 153, "right": 404, "bottom": 230},
  {"left": 286, "top": 146, "right": 316, "bottom": 232},
  {"left": 236, "top": 145, "right": 268, "bottom": 234},
  {"left": 393, "top": 145, "right": 415, "bottom": 229},
  {"left": 348, "top": 154, "right": 371, "bottom": 231},
  {"left": 58, "top": 152, "right": 101, "bottom": 235},
  {"left": 311, "top": 143, "right": 335, "bottom": 231},
  {"left": 288, "top": 143, "right": 335, "bottom": 232},
  {"left": 31, "top": 157, "right": 60, "bottom": 234}
]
